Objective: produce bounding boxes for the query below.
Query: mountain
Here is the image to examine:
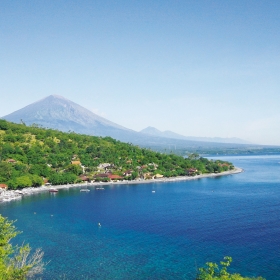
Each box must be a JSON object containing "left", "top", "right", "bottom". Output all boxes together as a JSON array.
[
  {"left": 140, "top": 126, "right": 251, "bottom": 145},
  {"left": 140, "top": 126, "right": 189, "bottom": 141},
  {"left": 2, "top": 95, "right": 257, "bottom": 154},
  {"left": 2, "top": 95, "right": 139, "bottom": 140}
]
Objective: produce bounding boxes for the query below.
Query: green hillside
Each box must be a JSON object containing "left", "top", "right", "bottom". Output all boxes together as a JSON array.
[{"left": 0, "top": 120, "right": 234, "bottom": 189}]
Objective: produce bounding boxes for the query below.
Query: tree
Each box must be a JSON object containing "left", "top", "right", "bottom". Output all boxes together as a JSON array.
[
  {"left": 30, "top": 174, "right": 44, "bottom": 187},
  {"left": 0, "top": 120, "right": 8, "bottom": 130},
  {"left": 0, "top": 215, "right": 46, "bottom": 279},
  {"left": 196, "top": 256, "right": 265, "bottom": 280},
  {"left": 0, "top": 162, "right": 13, "bottom": 181},
  {"left": 188, "top": 153, "right": 200, "bottom": 160},
  {"left": 65, "top": 164, "right": 83, "bottom": 176},
  {"left": 15, "top": 176, "right": 32, "bottom": 188}
]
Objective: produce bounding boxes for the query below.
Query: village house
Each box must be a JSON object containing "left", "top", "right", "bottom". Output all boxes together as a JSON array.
[
  {"left": 97, "top": 163, "right": 113, "bottom": 171},
  {"left": 219, "top": 163, "right": 230, "bottom": 167},
  {"left": 79, "top": 175, "right": 90, "bottom": 182},
  {"left": 148, "top": 163, "right": 158, "bottom": 169},
  {"left": 123, "top": 170, "right": 133, "bottom": 177},
  {"left": 108, "top": 174, "right": 123, "bottom": 181},
  {"left": 70, "top": 160, "right": 86, "bottom": 174},
  {"left": 0, "top": 184, "right": 8, "bottom": 193},
  {"left": 187, "top": 168, "right": 198, "bottom": 176},
  {"left": 71, "top": 160, "right": 81, "bottom": 165},
  {"left": 143, "top": 172, "right": 154, "bottom": 180},
  {"left": 93, "top": 173, "right": 111, "bottom": 179}
]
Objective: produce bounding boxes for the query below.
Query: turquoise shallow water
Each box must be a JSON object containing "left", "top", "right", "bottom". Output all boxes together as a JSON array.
[{"left": 1, "top": 155, "right": 280, "bottom": 279}]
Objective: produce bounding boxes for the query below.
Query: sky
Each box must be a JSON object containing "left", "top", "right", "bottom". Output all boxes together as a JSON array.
[{"left": 1, "top": 0, "right": 280, "bottom": 145}]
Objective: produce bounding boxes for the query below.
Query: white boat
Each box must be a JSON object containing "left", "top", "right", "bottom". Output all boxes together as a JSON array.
[
  {"left": 49, "top": 188, "right": 58, "bottom": 193},
  {"left": 15, "top": 190, "right": 24, "bottom": 195},
  {"left": 80, "top": 189, "right": 90, "bottom": 192}
]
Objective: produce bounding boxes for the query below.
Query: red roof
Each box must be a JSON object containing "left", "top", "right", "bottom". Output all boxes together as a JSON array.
[
  {"left": 188, "top": 168, "right": 197, "bottom": 171},
  {"left": 79, "top": 175, "right": 89, "bottom": 181},
  {"left": 94, "top": 173, "right": 110, "bottom": 178},
  {"left": 0, "top": 184, "right": 8, "bottom": 189},
  {"left": 108, "top": 174, "right": 123, "bottom": 180}
]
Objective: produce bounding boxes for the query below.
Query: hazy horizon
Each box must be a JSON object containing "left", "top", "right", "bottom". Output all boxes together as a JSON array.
[{"left": 1, "top": 1, "right": 280, "bottom": 145}]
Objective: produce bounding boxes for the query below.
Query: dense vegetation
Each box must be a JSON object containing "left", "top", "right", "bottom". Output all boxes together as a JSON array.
[
  {"left": 196, "top": 256, "right": 265, "bottom": 280},
  {"left": 0, "top": 215, "right": 45, "bottom": 279},
  {"left": 0, "top": 120, "right": 234, "bottom": 189}
]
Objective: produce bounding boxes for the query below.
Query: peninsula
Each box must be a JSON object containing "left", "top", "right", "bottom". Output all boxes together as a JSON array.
[{"left": 0, "top": 120, "right": 236, "bottom": 196}]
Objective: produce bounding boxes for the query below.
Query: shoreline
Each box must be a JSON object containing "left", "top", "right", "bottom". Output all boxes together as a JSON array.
[{"left": 0, "top": 167, "right": 243, "bottom": 203}]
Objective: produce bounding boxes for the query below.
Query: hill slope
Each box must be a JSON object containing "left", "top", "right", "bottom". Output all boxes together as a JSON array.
[{"left": 0, "top": 120, "right": 233, "bottom": 189}]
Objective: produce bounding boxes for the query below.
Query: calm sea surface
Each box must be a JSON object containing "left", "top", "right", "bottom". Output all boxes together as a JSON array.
[{"left": 1, "top": 155, "right": 280, "bottom": 279}]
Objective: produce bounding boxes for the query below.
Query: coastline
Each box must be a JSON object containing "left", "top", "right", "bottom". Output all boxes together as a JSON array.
[{"left": 0, "top": 167, "right": 243, "bottom": 203}]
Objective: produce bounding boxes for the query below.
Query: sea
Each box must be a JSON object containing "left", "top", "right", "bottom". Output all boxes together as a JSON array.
[{"left": 1, "top": 155, "right": 280, "bottom": 279}]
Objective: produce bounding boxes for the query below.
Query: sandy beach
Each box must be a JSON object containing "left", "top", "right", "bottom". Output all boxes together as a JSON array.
[{"left": 0, "top": 167, "right": 243, "bottom": 203}]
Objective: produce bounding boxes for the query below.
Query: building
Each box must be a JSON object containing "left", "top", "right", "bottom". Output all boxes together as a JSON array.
[
  {"left": 187, "top": 168, "right": 198, "bottom": 176},
  {"left": 108, "top": 174, "right": 123, "bottom": 181},
  {"left": 0, "top": 184, "right": 8, "bottom": 192},
  {"left": 71, "top": 160, "right": 81, "bottom": 165}
]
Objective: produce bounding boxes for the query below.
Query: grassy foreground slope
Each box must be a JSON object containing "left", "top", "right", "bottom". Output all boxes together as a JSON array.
[{"left": 0, "top": 120, "right": 234, "bottom": 189}]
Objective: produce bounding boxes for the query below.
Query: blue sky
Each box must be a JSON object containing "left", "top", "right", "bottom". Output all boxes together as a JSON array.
[{"left": 1, "top": 0, "right": 280, "bottom": 145}]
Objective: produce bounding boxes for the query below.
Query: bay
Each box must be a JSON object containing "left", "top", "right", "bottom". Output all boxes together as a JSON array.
[{"left": 1, "top": 155, "right": 280, "bottom": 279}]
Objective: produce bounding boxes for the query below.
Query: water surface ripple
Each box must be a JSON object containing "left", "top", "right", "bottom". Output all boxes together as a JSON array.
[{"left": 1, "top": 155, "right": 280, "bottom": 279}]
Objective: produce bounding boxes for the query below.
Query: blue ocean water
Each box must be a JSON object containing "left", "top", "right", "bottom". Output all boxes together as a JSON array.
[{"left": 1, "top": 155, "right": 280, "bottom": 279}]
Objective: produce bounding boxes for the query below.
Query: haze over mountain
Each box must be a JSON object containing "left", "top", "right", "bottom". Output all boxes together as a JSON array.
[
  {"left": 2, "top": 95, "right": 255, "bottom": 152},
  {"left": 140, "top": 126, "right": 251, "bottom": 145}
]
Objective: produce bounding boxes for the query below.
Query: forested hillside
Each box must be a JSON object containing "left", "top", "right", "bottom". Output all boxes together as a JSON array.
[{"left": 0, "top": 120, "right": 234, "bottom": 189}]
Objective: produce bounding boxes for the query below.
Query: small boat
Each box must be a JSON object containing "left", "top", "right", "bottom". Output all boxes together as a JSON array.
[
  {"left": 15, "top": 190, "right": 24, "bottom": 195},
  {"left": 49, "top": 188, "right": 58, "bottom": 193},
  {"left": 152, "top": 190, "right": 156, "bottom": 193},
  {"left": 80, "top": 189, "right": 90, "bottom": 192}
]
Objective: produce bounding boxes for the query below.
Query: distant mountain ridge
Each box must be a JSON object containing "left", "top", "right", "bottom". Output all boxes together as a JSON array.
[
  {"left": 2, "top": 95, "right": 251, "bottom": 148},
  {"left": 140, "top": 126, "right": 251, "bottom": 145}
]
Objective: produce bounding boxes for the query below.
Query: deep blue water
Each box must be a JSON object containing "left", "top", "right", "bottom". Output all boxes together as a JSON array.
[{"left": 1, "top": 155, "right": 280, "bottom": 279}]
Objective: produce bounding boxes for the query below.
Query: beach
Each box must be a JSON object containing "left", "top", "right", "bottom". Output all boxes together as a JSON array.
[{"left": 0, "top": 167, "right": 243, "bottom": 203}]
